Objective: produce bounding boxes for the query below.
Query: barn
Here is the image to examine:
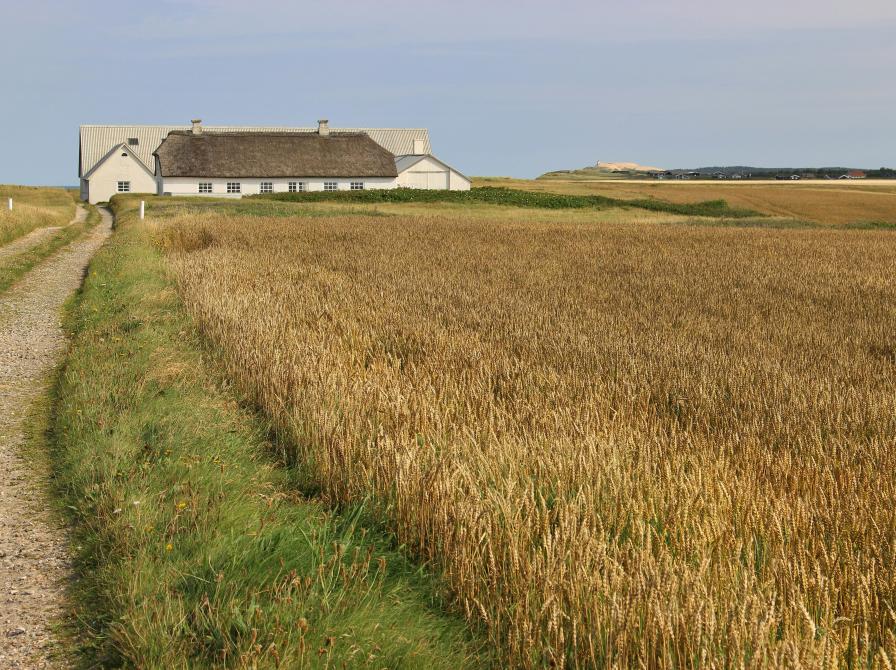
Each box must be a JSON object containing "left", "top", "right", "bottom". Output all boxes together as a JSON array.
[{"left": 79, "top": 119, "right": 470, "bottom": 203}]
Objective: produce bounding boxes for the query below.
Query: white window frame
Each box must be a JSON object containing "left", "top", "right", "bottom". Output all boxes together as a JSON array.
[
  {"left": 350, "top": 181, "right": 365, "bottom": 190},
  {"left": 260, "top": 181, "right": 273, "bottom": 194},
  {"left": 117, "top": 181, "right": 131, "bottom": 193},
  {"left": 288, "top": 181, "right": 297, "bottom": 193},
  {"left": 227, "top": 182, "right": 241, "bottom": 194},
  {"left": 297, "top": 181, "right": 306, "bottom": 192},
  {"left": 323, "top": 181, "right": 338, "bottom": 192},
  {"left": 198, "top": 182, "right": 213, "bottom": 194}
]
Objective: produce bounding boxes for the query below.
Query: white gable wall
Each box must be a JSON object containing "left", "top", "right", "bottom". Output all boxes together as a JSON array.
[
  {"left": 396, "top": 155, "right": 471, "bottom": 191},
  {"left": 84, "top": 148, "right": 156, "bottom": 203}
]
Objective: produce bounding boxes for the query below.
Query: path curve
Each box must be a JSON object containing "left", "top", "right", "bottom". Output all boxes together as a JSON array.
[
  {"left": 0, "top": 207, "right": 88, "bottom": 264},
  {"left": 0, "top": 206, "right": 112, "bottom": 669}
]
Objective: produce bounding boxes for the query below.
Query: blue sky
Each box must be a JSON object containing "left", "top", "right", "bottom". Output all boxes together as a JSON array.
[{"left": 2, "top": 0, "right": 895, "bottom": 184}]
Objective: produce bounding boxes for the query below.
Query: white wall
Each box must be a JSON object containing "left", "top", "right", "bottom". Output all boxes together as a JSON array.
[
  {"left": 83, "top": 148, "right": 157, "bottom": 204},
  {"left": 396, "top": 156, "right": 471, "bottom": 191},
  {"left": 158, "top": 177, "right": 398, "bottom": 197}
]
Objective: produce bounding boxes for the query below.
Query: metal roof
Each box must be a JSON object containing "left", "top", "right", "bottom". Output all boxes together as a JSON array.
[{"left": 79, "top": 125, "right": 432, "bottom": 177}]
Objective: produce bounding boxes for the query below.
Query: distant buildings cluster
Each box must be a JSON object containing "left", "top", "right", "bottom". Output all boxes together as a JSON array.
[{"left": 646, "top": 169, "right": 875, "bottom": 181}]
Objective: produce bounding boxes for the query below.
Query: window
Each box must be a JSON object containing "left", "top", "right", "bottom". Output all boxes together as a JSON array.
[
  {"left": 227, "top": 182, "right": 241, "bottom": 194},
  {"left": 117, "top": 181, "right": 131, "bottom": 193},
  {"left": 260, "top": 182, "right": 273, "bottom": 194},
  {"left": 288, "top": 182, "right": 306, "bottom": 193},
  {"left": 323, "top": 181, "right": 338, "bottom": 192},
  {"left": 350, "top": 182, "right": 364, "bottom": 190},
  {"left": 199, "top": 182, "right": 212, "bottom": 194},
  {"left": 128, "top": 137, "right": 139, "bottom": 146}
]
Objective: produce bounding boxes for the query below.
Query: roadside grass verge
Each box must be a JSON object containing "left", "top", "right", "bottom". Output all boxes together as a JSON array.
[
  {"left": 255, "top": 186, "right": 762, "bottom": 218},
  {"left": 48, "top": 196, "right": 489, "bottom": 668},
  {"left": 0, "top": 205, "right": 100, "bottom": 295},
  {"left": 0, "top": 185, "right": 76, "bottom": 247}
]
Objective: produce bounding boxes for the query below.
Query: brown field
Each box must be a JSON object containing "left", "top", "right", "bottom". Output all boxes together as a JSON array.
[
  {"left": 476, "top": 177, "right": 896, "bottom": 226},
  {"left": 153, "top": 200, "right": 896, "bottom": 668}
]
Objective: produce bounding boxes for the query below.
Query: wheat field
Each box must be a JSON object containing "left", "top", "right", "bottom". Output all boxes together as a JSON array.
[{"left": 156, "top": 207, "right": 896, "bottom": 668}]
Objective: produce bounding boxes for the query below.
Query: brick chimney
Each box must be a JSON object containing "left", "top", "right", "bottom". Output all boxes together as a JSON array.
[
  {"left": 191, "top": 119, "right": 203, "bottom": 135},
  {"left": 318, "top": 119, "right": 330, "bottom": 137}
]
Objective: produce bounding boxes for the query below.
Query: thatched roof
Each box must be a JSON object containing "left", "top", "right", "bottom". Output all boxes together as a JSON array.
[{"left": 154, "top": 131, "right": 398, "bottom": 178}]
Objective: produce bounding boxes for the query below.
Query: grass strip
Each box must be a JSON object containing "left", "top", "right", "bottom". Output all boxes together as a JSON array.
[
  {"left": 0, "top": 205, "right": 100, "bottom": 294},
  {"left": 48, "top": 198, "right": 489, "bottom": 668},
  {"left": 256, "top": 185, "right": 762, "bottom": 218}
]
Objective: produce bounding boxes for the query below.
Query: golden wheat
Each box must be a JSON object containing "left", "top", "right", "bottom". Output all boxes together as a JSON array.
[{"left": 156, "top": 209, "right": 896, "bottom": 668}]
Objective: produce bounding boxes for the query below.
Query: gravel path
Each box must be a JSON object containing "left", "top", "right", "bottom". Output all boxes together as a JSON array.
[
  {"left": 0, "top": 207, "right": 88, "bottom": 264},
  {"left": 0, "top": 206, "right": 112, "bottom": 669}
]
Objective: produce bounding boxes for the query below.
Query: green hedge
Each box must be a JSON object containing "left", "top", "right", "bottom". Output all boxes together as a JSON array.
[{"left": 254, "top": 187, "right": 760, "bottom": 218}]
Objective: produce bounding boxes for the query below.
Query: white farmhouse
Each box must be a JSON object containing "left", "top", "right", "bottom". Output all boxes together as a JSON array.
[{"left": 79, "top": 119, "right": 470, "bottom": 203}]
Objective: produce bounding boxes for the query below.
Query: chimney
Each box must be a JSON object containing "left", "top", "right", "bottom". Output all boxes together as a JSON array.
[
  {"left": 318, "top": 119, "right": 330, "bottom": 137},
  {"left": 413, "top": 138, "right": 426, "bottom": 155},
  {"left": 191, "top": 119, "right": 203, "bottom": 135}
]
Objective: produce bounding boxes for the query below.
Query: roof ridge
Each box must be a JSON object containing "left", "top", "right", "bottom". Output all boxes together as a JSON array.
[{"left": 80, "top": 125, "right": 429, "bottom": 130}]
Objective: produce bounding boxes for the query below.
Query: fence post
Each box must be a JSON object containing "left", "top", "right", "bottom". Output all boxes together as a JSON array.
[
  {"left": 140, "top": 200, "right": 145, "bottom": 220},
  {"left": 6, "top": 197, "right": 11, "bottom": 211}
]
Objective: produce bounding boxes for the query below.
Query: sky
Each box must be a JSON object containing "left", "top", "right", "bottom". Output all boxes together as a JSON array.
[{"left": 1, "top": 0, "right": 895, "bottom": 184}]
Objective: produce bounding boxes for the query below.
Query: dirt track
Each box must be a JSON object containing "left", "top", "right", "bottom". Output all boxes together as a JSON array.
[
  {"left": 0, "top": 207, "right": 88, "bottom": 265},
  {"left": 0, "top": 206, "right": 111, "bottom": 668}
]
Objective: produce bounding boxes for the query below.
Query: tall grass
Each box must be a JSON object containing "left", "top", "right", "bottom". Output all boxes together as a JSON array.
[
  {"left": 154, "top": 205, "right": 896, "bottom": 667},
  {"left": 0, "top": 185, "right": 75, "bottom": 246}
]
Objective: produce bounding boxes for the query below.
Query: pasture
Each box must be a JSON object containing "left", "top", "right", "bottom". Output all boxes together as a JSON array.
[{"left": 144, "top": 190, "right": 896, "bottom": 668}]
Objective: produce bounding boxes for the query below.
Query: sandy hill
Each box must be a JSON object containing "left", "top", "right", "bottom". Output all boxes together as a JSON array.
[{"left": 595, "top": 161, "right": 665, "bottom": 173}]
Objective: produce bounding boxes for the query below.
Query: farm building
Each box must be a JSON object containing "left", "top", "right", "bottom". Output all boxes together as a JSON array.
[{"left": 79, "top": 119, "right": 470, "bottom": 203}]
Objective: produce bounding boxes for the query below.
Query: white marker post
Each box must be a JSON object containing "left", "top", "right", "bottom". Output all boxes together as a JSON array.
[
  {"left": 140, "top": 200, "right": 145, "bottom": 220},
  {"left": 6, "top": 197, "right": 11, "bottom": 211}
]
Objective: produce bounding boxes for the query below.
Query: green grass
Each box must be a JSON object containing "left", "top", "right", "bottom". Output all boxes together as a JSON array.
[
  {"left": 0, "top": 205, "right": 99, "bottom": 294},
  {"left": 255, "top": 186, "right": 762, "bottom": 218},
  {"left": 841, "top": 220, "right": 896, "bottom": 230},
  {"left": 144, "top": 197, "right": 391, "bottom": 219},
  {"left": 48, "top": 195, "right": 489, "bottom": 668},
  {"left": 677, "top": 216, "right": 821, "bottom": 229}
]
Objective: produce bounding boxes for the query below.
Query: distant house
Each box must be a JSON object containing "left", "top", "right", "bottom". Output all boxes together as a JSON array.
[
  {"left": 848, "top": 170, "right": 867, "bottom": 179},
  {"left": 79, "top": 119, "right": 469, "bottom": 203}
]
